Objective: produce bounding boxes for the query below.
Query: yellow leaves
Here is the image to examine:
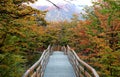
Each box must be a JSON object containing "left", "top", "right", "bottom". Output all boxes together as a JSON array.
[
  {"left": 0, "top": 65, "right": 9, "bottom": 70},
  {"left": 98, "top": 32, "right": 106, "bottom": 37},
  {"left": 0, "top": 0, "right": 15, "bottom": 10},
  {"left": 92, "top": 36, "right": 105, "bottom": 44},
  {"left": 25, "top": 15, "right": 36, "bottom": 21},
  {"left": 18, "top": 5, "right": 32, "bottom": 14},
  {"left": 1, "top": 45, "right": 17, "bottom": 52},
  {"left": 9, "top": 27, "right": 26, "bottom": 38},
  {"left": 21, "top": 43, "right": 28, "bottom": 48},
  {"left": 111, "top": 51, "right": 120, "bottom": 64},
  {"left": 28, "top": 25, "right": 46, "bottom": 35}
]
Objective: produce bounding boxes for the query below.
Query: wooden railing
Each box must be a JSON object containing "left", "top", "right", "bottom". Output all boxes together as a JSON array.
[
  {"left": 23, "top": 45, "right": 99, "bottom": 77},
  {"left": 22, "top": 45, "right": 52, "bottom": 77},
  {"left": 63, "top": 45, "right": 99, "bottom": 77},
  {"left": 61, "top": 46, "right": 67, "bottom": 55}
]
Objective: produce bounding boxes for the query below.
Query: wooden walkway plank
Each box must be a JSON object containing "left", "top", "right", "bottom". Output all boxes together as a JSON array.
[{"left": 43, "top": 51, "right": 76, "bottom": 77}]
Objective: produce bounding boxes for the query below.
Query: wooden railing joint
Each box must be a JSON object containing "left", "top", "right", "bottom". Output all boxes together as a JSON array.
[{"left": 66, "top": 45, "right": 99, "bottom": 77}]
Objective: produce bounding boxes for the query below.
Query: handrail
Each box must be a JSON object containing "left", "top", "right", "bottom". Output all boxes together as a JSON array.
[
  {"left": 23, "top": 45, "right": 99, "bottom": 77},
  {"left": 67, "top": 45, "right": 99, "bottom": 77},
  {"left": 61, "top": 46, "right": 67, "bottom": 55},
  {"left": 22, "top": 45, "right": 52, "bottom": 77}
]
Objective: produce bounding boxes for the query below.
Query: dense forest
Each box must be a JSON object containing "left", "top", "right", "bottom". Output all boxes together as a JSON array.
[{"left": 0, "top": 0, "right": 120, "bottom": 77}]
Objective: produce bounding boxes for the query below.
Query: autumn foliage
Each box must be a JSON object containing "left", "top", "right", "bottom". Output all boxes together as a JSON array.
[{"left": 0, "top": 0, "right": 120, "bottom": 77}]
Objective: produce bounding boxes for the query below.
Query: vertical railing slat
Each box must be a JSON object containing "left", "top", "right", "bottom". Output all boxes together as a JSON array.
[
  {"left": 66, "top": 45, "right": 99, "bottom": 77},
  {"left": 22, "top": 45, "right": 52, "bottom": 77}
]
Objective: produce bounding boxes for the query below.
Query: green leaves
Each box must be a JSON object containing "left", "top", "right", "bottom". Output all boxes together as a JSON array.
[
  {"left": 0, "top": 53, "right": 26, "bottom": 77},
  {"left": 0, "top": 0, "right": 48, "bottom": 77},
  {"left": 100, "top": 9, "right": 110, "bottom": 14}
]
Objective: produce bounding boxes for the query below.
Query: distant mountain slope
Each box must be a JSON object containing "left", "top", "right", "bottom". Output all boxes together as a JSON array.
[{"left": 33, "top": 4, "right": 87, "bottom": 21}]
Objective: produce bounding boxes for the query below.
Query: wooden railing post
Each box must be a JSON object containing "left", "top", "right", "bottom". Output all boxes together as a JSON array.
[
  {"left": 22, "top": 45, "right": 52, "bottom": 77},
  {"left": 66, "top": 45, "right": 99, "bottom": 77},
  {"left": 61, "top": 46, "right": 67, "bottom": 55}
]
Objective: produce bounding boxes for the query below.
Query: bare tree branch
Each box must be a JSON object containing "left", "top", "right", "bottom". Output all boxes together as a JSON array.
[{"left": 46, "top": 0, "right": 61, "bottom": 9}]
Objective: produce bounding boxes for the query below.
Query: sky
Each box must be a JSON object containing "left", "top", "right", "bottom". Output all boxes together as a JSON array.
[
  {"left": 28, "top": 0, "right": 93, "bottom": 21},
  {"left": 30, "top": 0, "right": 93, "bottom": 7}
]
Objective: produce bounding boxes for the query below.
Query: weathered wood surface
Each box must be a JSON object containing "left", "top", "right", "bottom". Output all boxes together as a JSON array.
[
  {"left": 43, "top": 51, "right": 76, "bottom": 77},
  {"left": 66, "top": 45, "right": 99, "bottom": 77},
  {"left": 23, "top": 45, "right": 99, "bottom": 77},
  {"left": 22, "top": 45, "right": 52, "bottom": 77}
]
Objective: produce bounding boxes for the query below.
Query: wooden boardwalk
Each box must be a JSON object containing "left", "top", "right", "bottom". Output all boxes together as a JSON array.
[
  {"left": 22, "top": 45, "right": 99, "bottom": 77},
  {"left": 44, "top": 51, "right": 76, "bottom": 77}
]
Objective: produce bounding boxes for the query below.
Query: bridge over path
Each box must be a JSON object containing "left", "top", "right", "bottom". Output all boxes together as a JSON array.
[{"left": 23, "top": 45, "right": 99, "bottom": 77}]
